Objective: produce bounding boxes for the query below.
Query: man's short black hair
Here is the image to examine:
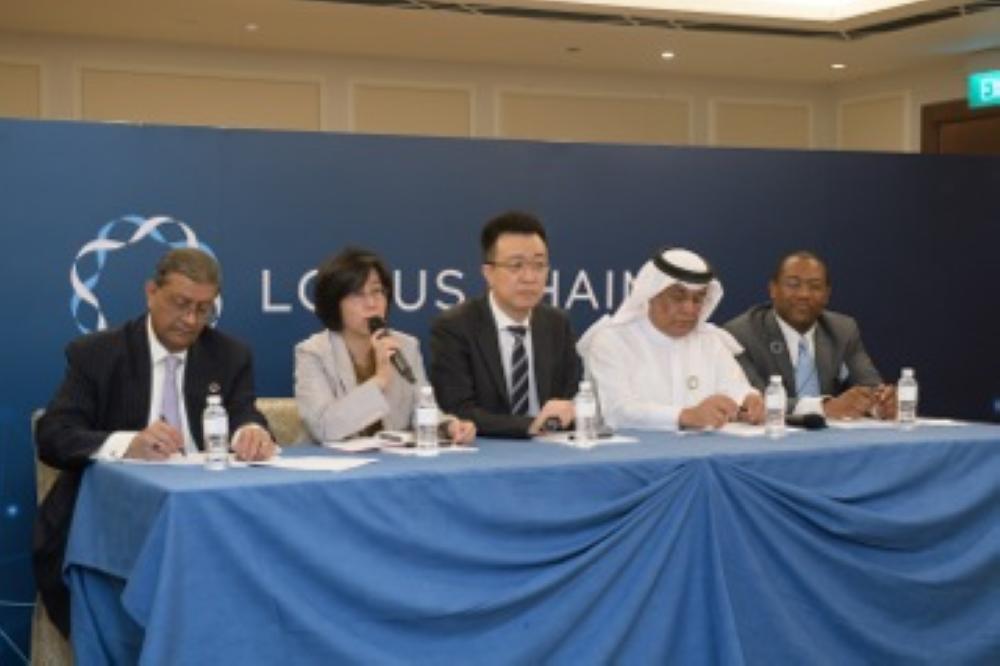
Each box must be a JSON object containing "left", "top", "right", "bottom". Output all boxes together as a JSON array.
[
  {"left": 313, "top": 247, "right": 392, "bottom": 331},
  {"left": 772, "top": 250, "right": 830, "bottom": 285},
  {"left": 480, "top": 211, "right": 548, "bottom": 263}
]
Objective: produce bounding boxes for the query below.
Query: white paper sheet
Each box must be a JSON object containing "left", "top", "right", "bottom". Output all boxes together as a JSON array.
[{"left": 248, "top": 456, "right": 375, "bottom": 472}]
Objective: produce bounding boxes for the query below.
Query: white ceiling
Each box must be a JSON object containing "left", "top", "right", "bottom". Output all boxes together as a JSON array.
[{"left": 0, "top": 0, "right": 997, "bottom": 82}]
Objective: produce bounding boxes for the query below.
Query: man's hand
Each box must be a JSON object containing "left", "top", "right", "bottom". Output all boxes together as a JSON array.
[
  {"left": 232, "top": 424, "right": 276, "bottom": 461},
  {"left": 823, "top": 386, "right": 876, "bottom": 420},
  {"left": 679, "top": 395, "right": 739, "bottom": 430},
  {"left": 528, "top": 399, "right": 575, "bottom": 435},
  {"left": 445, "top": 418, "right": 477, "bottom": 445},
  {"left": 125, "top": 421, "right": 184, "bottom": 460},
  {"left": 871, "top": 384, "right": 898, "bottom": 420},
  {"left": 738, "top": 392, "right": 765, "bottom": 425}
]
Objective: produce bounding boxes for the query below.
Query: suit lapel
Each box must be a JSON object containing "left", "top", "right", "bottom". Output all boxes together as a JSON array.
[
  {"left": 531, "top": 309, "right": 552, "bottom": 404},
  {"left": 126, "top": 317, "right": 153, "bottom": 429},
  {"left": 764, "top": 310, "right": 797, "bottom": 394},
  {"left": 813, "top": 319, "right": 838, "bottom": 394},
  {"left": 473, "top": 298, "right": 510, "bottom": 408},
  {"left": 183, "top": 335, "right": 215, "bottom": 449}
]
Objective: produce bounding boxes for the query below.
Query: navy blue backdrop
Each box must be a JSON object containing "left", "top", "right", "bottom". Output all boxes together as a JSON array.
[{"left": 1, "top": 118, "right": 998, "bottom": 659}]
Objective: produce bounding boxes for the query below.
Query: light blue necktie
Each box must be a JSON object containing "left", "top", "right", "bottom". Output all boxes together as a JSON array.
[
  {"left": 161, "top": 355, "right": 182, "bottom": 429},
  {"left": 795, "top": 338, "right": 820, "bottom": 397}
]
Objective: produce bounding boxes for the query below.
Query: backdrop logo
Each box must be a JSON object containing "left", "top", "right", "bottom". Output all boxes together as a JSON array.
[{"left": 70, "top": 215, "right": 219, "bottom": 333}]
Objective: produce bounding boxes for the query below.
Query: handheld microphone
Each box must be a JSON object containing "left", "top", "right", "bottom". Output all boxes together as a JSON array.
[{"left": 367, "top": 316, "right": 416, "bottom": 384}]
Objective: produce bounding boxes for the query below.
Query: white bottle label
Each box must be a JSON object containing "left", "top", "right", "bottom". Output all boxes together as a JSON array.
[
  {"left": 416, "top": 408, "right": 438, "bottom": 427},
  {"left": 204, "top": 417, "right": 227, "bottom": 437},
  {"left": 898, "top": 385, "right": 917, "bottom": 401},
  {"left": 576, "top": 401, "right": 597, "bottom": 418}
]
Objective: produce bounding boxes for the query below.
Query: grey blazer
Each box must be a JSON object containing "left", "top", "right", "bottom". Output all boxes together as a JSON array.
[
  {"left": 724, "top": 303, "right": 883, "bottom": 410},
  {"left": 295, "top": 330, "right": 430, "bottom": 442}
]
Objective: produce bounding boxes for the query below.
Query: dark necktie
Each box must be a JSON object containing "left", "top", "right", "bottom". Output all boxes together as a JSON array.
[{"left": 507, "top": 326, "right": 529, "bottom": 416}]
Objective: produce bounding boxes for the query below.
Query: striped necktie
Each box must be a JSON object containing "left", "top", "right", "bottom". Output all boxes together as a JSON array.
[
  {"left": 507, "top": 325, "right": 530, "bottom": 416},
  {"left": 795, "top": 338, "right": 820, "bottom": 397}
]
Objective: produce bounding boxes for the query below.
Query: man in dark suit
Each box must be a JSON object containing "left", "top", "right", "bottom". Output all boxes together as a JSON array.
[
  {"left": 724, "top": 250, "right": 896, "bottom": 419},
  {"left": 431, "top": 211, "right": 581, "bottom": 437},
  {"left": 34, "top": 248, "right": 275, "bottom": 636}
]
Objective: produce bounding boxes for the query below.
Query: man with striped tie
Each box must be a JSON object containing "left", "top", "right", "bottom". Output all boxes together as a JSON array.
[
  {"left": 431, "top": 211, "right": 581, "bottom": 438},
  {"left": 724, "top": 250, "right": 896, "bottom": 420}
]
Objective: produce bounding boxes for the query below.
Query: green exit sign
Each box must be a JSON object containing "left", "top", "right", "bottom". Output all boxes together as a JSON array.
[{"left": 968, "top": 70, "right": 1000, "bottom": 109}]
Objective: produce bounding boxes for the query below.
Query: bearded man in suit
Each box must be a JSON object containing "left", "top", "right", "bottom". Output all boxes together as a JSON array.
[{"left": 34, "top": 247, "right": 275, "bottom": 636}]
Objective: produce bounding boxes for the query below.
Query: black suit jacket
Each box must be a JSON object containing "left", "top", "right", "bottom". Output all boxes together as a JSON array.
[
  {"left": 723, "top": 303, "right": 883, "bottom": 410},
  {"left": 430, "top": 296, "right": 581, "bottom": 438},
  {"left": 33, "top": 315, "right": 267, "bottom": 635}
]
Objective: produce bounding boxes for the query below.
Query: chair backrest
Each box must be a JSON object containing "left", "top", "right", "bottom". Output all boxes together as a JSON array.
[
  {"left": 30, "top": 408, "right": 74, "bottom": 666},
  {"left": 255, "top": 397, "right": 308, "bottom": 446}
]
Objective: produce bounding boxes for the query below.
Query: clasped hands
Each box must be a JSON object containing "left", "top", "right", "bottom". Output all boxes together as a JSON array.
[
  {"left": 823, "top": 384, "right": 897, "bottom": 420},
  {"left": 124, "top": 421, "right": 277, "bottom": 461},
  {"left": 679, "top": 393, "right": 764, "bottom": 430}
]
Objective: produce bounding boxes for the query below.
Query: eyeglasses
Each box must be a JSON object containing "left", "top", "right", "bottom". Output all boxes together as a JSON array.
[
  {"left": 166, "top": 295, "right": 218, "bottom": 324},
  {"left": 347, "top": 286, "right": 388, "bottom": 302},
  {"left": 487, "top": 259, "right": 550, "bottom": 275},
  {"left": 661, "top": 288, "right": 708, "bottom": 306}
]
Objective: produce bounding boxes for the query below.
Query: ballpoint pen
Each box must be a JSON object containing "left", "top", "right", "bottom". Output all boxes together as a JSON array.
[{"left": 160, "top": 414, "right": 187, "bottom": 456}]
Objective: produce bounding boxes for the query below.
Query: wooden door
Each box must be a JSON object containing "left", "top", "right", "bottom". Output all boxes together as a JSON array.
[{"left": 921, "top": 99, "right": 1000, "bottom": 155}]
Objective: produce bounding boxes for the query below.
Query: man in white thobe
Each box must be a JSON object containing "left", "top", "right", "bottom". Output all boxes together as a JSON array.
[{"left": 580, "top": 247, "right": 764, "bottom": 431}]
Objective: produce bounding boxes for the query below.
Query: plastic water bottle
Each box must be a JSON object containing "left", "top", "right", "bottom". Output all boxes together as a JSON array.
[
  {"left": 764, "top": 375, "right": 787, "bottom": 438},
  {"left": 414, "top": 384, "right": 440, "bottom": 457},
  {"left": 574, "top": 380, "right": 598, "bottom": 447},
  {"left": 202, "top": 394, "right": 229, "bottom": 470},
  {"left": 897, "top": 367, "right": 918, "bottom": 429}
]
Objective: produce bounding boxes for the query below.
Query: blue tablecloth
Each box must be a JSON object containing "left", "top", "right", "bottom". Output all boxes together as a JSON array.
[{"left": 65, "top": 425, "right": 1000, "bottom": 665}]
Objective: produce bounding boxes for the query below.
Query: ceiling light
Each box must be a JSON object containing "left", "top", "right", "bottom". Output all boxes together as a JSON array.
[
  {"left": 831, "top": 63, "right": 846, "bottom": 70},
  {"left": 660, "top": 51, "right": 675, "bottom": 60},
  {"left": 244, "top": 22, "right": 259, "bottom": 33}
]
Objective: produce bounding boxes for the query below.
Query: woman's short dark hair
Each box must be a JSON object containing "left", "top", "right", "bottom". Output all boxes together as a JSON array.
[{"left": 313, "top": 247, "right": 392, "bottom": 331}]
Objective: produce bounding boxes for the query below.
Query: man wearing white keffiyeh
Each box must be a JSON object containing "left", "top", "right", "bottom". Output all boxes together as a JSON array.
[{"left": 578, "top": 247, "right": 763, "bottom": 431}]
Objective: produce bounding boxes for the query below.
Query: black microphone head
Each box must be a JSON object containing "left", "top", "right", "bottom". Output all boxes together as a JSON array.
[{"left": 367, "top": 316, "right": 387, "bottom": 334}]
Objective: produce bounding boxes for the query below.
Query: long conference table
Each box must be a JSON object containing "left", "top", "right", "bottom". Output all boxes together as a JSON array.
[{"left": 65, "top": 423, "right": 1000, "bottom": 665}]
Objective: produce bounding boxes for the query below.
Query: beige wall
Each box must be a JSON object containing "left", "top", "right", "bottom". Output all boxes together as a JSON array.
[
  {"left": 0, "top": 31, "right": 978, "bottom": 152},
  {"left": 0, "top": 60, "right": 42, "bottom": 118},
  {"left": 79, "top": 67, "right": 321, "bottom": 130}
]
